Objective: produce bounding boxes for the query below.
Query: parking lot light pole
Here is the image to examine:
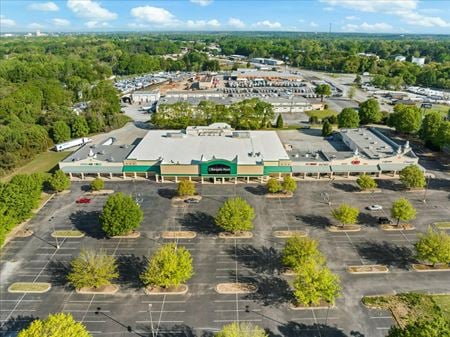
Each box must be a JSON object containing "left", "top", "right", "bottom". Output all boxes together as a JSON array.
[
  {"left": 423, "top": 176, "right": 430, "bottom": 204},
  {"left": 49, "top": 216, "right": 59, "bottom": 249},
  {"left": 148, "top": 304, "right": 155, "bottom": 337}
]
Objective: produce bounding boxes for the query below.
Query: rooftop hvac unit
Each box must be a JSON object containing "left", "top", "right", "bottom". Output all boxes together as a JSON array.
[{"left": 166, "top": 132, "right": 183, "bottom": 138}]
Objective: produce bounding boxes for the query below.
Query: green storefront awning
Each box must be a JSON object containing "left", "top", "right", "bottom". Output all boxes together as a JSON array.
[
  {"left": 292, "top": 165, "right": 331, "bottom": 173},
  {"left": 263, "top": 166, "right": 292, "bottom": 174}
]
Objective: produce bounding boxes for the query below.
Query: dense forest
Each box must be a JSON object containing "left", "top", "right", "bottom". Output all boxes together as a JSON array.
[{"left": 0, "top": 33, "right": 449, "bottom": 176}]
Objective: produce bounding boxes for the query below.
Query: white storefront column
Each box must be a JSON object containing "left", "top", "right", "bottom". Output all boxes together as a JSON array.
[
  {"left": 134, "top": 172, "right": 137, "bottom": 179},
  {"left": 123, "top": 172, "right": 126, "bottom": 179},
  {"left": 69, "top": 172, "right": 73, "bottom": 179},
  {"left": 246, "top": 176, "right": 250, "bottom": 183},
  {"left": 201, "top": 177, "right": 204, "bottom": 184},
  {"left": 97, "top": 172, "right": 101, "bottom": 178},
  {"left": 188, "top": 176, "right": 192, "bottom": 181},
  {"left": 145, "top": 172, "right": 148, "bottom": 179},
  {"left": 80, "top": 172, "right": 84, "bottom": 180},
  {"left": 317, "top": 172, "right": 320, "bottom": 179},
  {"left": 175, "top": 176, "right": 178, "bottom": 183},
  {"left": 161, "top": 176, "right": 165, "bottom": 183},
  {"left": 155, "top": 174, "right": 159, "bottom": 182},
  {"left": 234, "top": 177, "right": 237, "bottom": 184},
  {"left": 109, "top": 173, "right": 113, "bottom": 179},
  {"left": 213, "top": 177, "right": 216, "bottom": 184}
]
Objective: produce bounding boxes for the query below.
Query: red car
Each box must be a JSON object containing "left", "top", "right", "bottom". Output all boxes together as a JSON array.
[{"left": 76, "top": 197, "right": 91, "bottom": 204}]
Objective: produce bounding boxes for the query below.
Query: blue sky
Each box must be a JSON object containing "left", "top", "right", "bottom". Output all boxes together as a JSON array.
[{"left": 1, "top": 0, "right": 450, "bottom": 34}]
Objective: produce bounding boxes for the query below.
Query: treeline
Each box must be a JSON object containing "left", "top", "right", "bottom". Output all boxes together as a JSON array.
[
  {"left": 152, "top": 98, "right": 274, "bottom": 129},
  {"left": 217, "top": 36, "right": 450, "bottom": 89},
  {"left": 0, "top": 174, "right": 44, "bottom": 246}
]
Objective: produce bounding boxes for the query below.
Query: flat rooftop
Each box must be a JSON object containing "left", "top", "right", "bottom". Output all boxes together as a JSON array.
[
  {"left": 62, "top": 144, "right": 135, "bottom": 163},
  {"left": 127, "top": 124, "right": 289, "bottom": 165}
]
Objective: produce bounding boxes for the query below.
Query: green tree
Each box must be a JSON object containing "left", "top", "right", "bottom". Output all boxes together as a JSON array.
[
  {"left": 347, "top": 86, "right": 356, "bottom": 100},
  {"left": 399, "top": 165, "right": 426, "bottom": 189},
  {"left": 282, "top": 236, "right": 325, "bottom": 270},
  {"left": 275, "top": 114, "right": 284, "bottom": 128},
  {"left": 338, "top": 108, "right": 360, "bottom": 128},
  {"left": 356, "top": 174, "right": 378, "bottom": 191},
  {"left": 314, "top": 84, "right": 332, "bottom": 102},
  {"left": 387, "top": 316, "right": 450, "bottom": 337},
  {"left": 266, "top": 178, "right": 282, "bottom": 194},
  {"left": 71, "top": 116, "right": 90, "bottom": 138},
  {"left": 100, "top": 192, "right": 143, "bottom": 236},
  {"left": 18, "top": 313, "right": 91, "bottom": 337},
  {"left": 389, "top": 105, "right": 422, "bottom": 134},
  {"left": 391, "top": 198, "right": 416, "bottom": 226},
  {"left": 51, "top": 121, "right": 71, "bottom": 143},
  {"left": 67, "top": 249, "right": 118, "bottom": 289},
  {"left": 415, "top": 227, "right": 450, "bottom": 266},
  {"left": 140, "top": 243, "right": 193, "bottom": 288},
  {"left": 177, "top": 180, "right": 196, "bottom": 197},
  {"left": 434, "top": 121, "right": 450, "bottom": 151},
  {"left": 215, "top": 322, "right": 268, "bottom": 337},
  {"left": 332, "top": 204, "right": 359, "bottom": 227},
  {"left": 420, "top": 111, "right": 443, "bottom": 146},
  {"left": 358, "top": 98, "right": 382, "bottom": 124},
  {"left": 215, "top": 197, "right": 255, "bottom": 233},
  {"left": 282, "top": 175, "right": 297, "bottom": 193},
  {"left": 293, "top": 261, "right": 341, "bottom": 306},
  {"left": 354, "top": 74, "right": 362, "bottom": 85},
  {"left": 90, "top": 177, "right": 104, "bottom": 191},
  {"left": 322, "top": 120, "right": 333, "bottom": 137},
  {"left": 48, "top": 170, "right": 71, "bottom": 192}
]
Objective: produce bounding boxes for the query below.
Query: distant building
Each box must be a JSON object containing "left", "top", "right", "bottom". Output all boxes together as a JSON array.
[
  {"left": 250, "top": 58, "right": 284, "bottom": 66},
  {"left": 411, "top": 57, "right": 425, "bottom": 66},
  {"left": 131, "top": 90, "right": 160, "bottom": 104},
  {"left": 357, "top": 53, "right": 380, "bottom": 60},
  {"left": 395, "top": 55, "right": 406, "bottom": 62}
]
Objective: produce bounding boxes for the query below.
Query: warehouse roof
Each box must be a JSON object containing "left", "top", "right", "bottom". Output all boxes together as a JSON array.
[
  {"left": 127, "top": 124, "right": 290, "bottom": 165},
  {"left": 62, "top": 144, "right": 135, "bottom": 163}
]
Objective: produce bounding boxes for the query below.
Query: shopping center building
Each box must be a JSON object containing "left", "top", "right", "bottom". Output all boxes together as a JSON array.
[{"left": 59, "top": 124, "right": 420, "bottom": 182}]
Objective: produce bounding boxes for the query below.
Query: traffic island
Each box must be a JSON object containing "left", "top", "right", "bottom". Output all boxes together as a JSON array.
[
  {"left": 8, "top": 282, "right": 51, "bottom": 293},
  {"left": 434, "top": 222, "right": 450, "bottom": 230},
  {"left": 289, "top": 301, "right": 335, "bottom": 310},
  {"left": 15, "top": 229, "right": 33, "bottom": 238},
  {"left": 405, "top": 188, "right": 426, "bottom": 193},
  {"left": 161, "top": 231, "right": 197, "bottom": 239},
  {"left": 355, "top": 189, "right": 382, "bottom": 194},
  {"left": 110, "top": 231, "right": 141, "bottom": 239},
  {"left": 144, "top": 284, "right": 188, "bottom": 295},
  {"left": 51, "top": 230, "right": 85, "bottom": 238},
  {"left": 76, "top": 284, "right": 119, "bottom": 294},
  {"left": 215, "top": 283, "right": 257, "bottom": 294},
  {"left": 266, "top": 192, "right": 293, "bottom": 199},
  {"left": 273, "top": 230, "right": 307, "bottom": 238},
  {"left": 172, "top": 195, "right": 202, "bottom": 202},
  {"left": 411, "top": 264, "right": 450, "bottom": 272},
  {"left": 218, "top": 231, "right": 253, "bottom": 239},
  {"left": 57, "top": 190, "right": 71, "bottom": 195},
  {"left": 86, "top": 189, "right": 115, "bottom": 196},
  {"left": 347, "top": 265, "right": 389, "bottom": 274},
  {"left": 328, "top": 225, "right": 361, "bottom": 232},
  {"left": 281, "top": 268, "right": 296, "bottom": 276},
  {"left": 381, "top": 224, "right": 415, "bottom": 231}
]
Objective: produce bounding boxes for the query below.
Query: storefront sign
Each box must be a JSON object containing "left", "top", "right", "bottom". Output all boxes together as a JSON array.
[{"left": 208, "top": 164, "right": 231, "bottom": 174}]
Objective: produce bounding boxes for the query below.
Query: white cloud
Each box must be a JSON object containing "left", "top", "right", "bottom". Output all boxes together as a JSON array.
[
  {"left": 85, "top": 21, "right": 109, "bottom": 29},
  {"left": 52, "top": 18, "right": 70, "bottom": 26},
  {"left": 228, "top": 17, "right": 245, "bottom": 29},
  {"left": 321, "top": 0, "right": 418, "bottom": 13},
  {"left": 28, "top": 22, "right": 45, "bottom": 29},
  {"left": 253, "top": 20, "right": 282, "bottom": 29},
  {"left": 345, "top": 16, "right": 358, "bottom": 21},
  {"left": 0, "top": 15, "right": 16, "bottom": 28},
  {"left": 28, "top": 2, "right": 59, "bottom": 11},
  {"left": 310, "top": 21, "right": 319, "bottom": 27},
  {"left": 67, "top": 0, "right": 117, "bottom": 21},
  {"left": 186, "top": 19, "right": 220, "bottom": 29},
  {"left": 130, "top": 6, "right": 178, "bottom": 26},
  {"left": 323, "top": 6, "right": 334, "bottom": 11},
  {"left": 342, "top": 22, "right": 393, "bottom": 32},
  {"left": 322, "top": 0, "right": 450, "bottom": 28},
  {"left": 190, "top": 0, "right": 213, "bottom": 6}
]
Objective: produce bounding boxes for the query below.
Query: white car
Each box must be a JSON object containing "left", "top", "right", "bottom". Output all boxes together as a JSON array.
[{"left": 367, "top": 205, "right": 383, "bottom": 211}]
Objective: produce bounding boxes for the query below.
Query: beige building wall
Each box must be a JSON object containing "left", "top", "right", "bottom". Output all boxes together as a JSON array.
[
  {"left": 160, "top": 165, "right": 199, "bottom": 175},
  {"left": 237, "top": 165, "right": 263, "bottom": 175}
]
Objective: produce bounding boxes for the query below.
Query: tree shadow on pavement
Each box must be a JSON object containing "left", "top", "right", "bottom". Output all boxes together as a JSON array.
[
  {"left": 358, "top": 212, "right": 380, "bottom": 228},
  {"left": 157, "top": 188, "right": 177, "bottom": 199},
  {"left": 228, "top": 244, "right": 282, "bottom": 274},
  {"left": 70, "top": 210, "right": 105, "bottom": 239},
  {"left": 47, "top": 260, "right": 70, "bottom": 287},
  {"left": 244, "top": 185, "right": 267, "bottom": 196},
  {"left": 0, "top": 315, "right": 36, "bottom": 335},
  {"left": 117, "top": 254, "right": 147, "bottom": 289},
  {"left": 355, "top": 240, "right": 415, "bottom": 269},
  {"left": 295, "top": 214, "right": 331, "bottom": 229},
  {"left": 332, "top": 183, "right": 359, "bottom": 193},
  {"left": 274, "top": 321, "right": 356, "bottom": 337},
  {"left": 138, "top": 324, "right": 198, "bottom": 337},
  {"left": 179, "top": 211, "right": 218, "bottom": 235}
]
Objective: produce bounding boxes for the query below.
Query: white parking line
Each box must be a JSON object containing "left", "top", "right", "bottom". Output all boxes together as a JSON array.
[{"left": 213, "top": 319, "right": 262, "bottom": 323}]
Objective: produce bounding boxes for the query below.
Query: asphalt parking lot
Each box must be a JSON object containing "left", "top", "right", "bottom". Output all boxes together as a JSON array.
[{"left": 1, "top": 178, "right": 449, "bottom": 337}]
